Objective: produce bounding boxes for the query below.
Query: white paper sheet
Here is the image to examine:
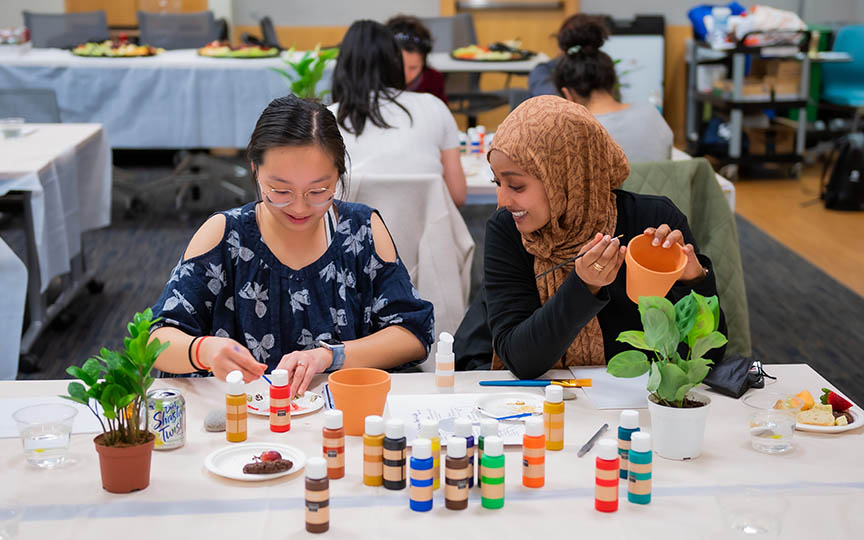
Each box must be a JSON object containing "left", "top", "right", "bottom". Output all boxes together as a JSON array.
[
  {"left": 385, "top": 393, "right": 525, "bottom": 446},
  {"left": 569, "top": 366, "right": 649, "bottom": 409},
  {"left": 0, "top": 396, "right": 105, "bottom": 438}
]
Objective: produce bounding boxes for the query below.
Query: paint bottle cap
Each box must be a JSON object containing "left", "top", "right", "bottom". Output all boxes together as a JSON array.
[
  {"left": 419, "top": 418, "right": 439, "bottom": 439},
  {"left": 483, "top": 436, "right": 503, "bottom": 457},
  {"left": 324, "top": 409, "right": 343, "bottom": 430},
  {"left": 524, "top": 415, "right": 544, "bottom": 437},
  {"left": 306, "top": 457, "right": 328, "bottom": 480},
  {"left": 597, "top": 438, "right": 618, "bottom": 460},
  {"left": 476, "top": 125, "right": 486, "bottom": 135},
  {"left": 385, "top": 418, "right": 405, "bottom": 439},
  {"left": 412, "top": 438, "right": 432, "bottom": 460},
  {"left": 631, "top": 431, "right": 652, "bottom": 453},
  {"left": 269, "top": 369, "right": 288, "bottom": 387},
  {"left": 226, "top": 370, "right": 245, "bottom": 395},
  {"left": 365, "top": 415, "right": 384, "bottom": 436},
  {"left": 447, "top": 436, "right": 467, "bottom": 458},
  {"left": 620, "top": 410, "right": 639, "bottom": 429},
  {"left": 545, "top": 384, "right": 563, "bottom": 403},
  {"left": 453, "top": 417, "right": 473, "bottom": 438},
  {"left": 480, "top": 418, "right": 499, "bottom": 437},
  {"left": 436, "top": 332, "right": 454, "bottom": 357}
]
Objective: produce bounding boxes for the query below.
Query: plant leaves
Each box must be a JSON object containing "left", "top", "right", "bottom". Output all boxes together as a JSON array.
[
  {"left": 64, "top": 382, "right": 90, "bottom": 405},
  {"left": 615, "top": 330, "right": 652, "bottom": 350},
  {"left": 638, "top": 296, "right": 675, "bottom": 326},
  {"left": 674, "top": 293, "right": 698, "bottom": 340},
  {"left": 674, "top": 382, "right": 695, "bottom": 403},
  {"left": 606, "top": 350, "right": 650, "bottom": 378},
  {"left": 686, "top": 293, "right": 716, "bottom": 347},
  {"left": 691, "top": 331, "right": 727, "bottom": 360},
  {"left": 643, "top": 308, "right": 678, "bottom": 358},
  {"left": 656, "top": 363, "right": 689, "bottom": 404},
  {"left": 647, "top": 362, "right": 661, "bottom": 392},
  {"left": 707, "top": 295, "right": 720, "bottom": 331},
  {"left": 682, "top": 357, "right": 714, "bottom": 386}
]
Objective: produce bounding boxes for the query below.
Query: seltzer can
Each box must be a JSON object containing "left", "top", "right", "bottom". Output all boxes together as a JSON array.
[{"left": 147, "top": 388, "right": 186, "bottom": 450}]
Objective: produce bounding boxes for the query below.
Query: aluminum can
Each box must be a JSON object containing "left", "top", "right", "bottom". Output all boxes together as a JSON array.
[{"left": 147, "top": 388, "right": 186, "bottom": 449}]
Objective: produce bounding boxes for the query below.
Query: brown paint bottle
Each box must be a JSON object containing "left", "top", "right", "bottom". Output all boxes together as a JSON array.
[
  {"left": 305, "top": 457, "right": 329, "bottom": 533},
  {"left": 445, "top": 436, "right": 469, "bottom": 510}
]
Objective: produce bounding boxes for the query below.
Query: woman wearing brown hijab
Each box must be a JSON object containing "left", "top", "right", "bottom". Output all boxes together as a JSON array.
[{"left": 482, "top": 96, "right": 724, "bottom": 378}]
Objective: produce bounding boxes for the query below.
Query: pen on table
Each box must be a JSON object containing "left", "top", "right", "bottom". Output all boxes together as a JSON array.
[
  {"left": 577, "top": 423, "right": 609, "bottom": 457},
  {"left": 535, "top": 235, "right": 624, "bottom": 279}
]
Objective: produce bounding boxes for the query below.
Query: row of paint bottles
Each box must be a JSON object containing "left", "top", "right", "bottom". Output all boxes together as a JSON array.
[{"left": 596, "top": 431, "right": 653, "bottom": 512}]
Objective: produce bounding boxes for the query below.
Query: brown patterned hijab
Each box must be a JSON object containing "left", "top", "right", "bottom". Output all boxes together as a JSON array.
[{"left": 489, "top": 95, "right": 630, "bottom": 367}]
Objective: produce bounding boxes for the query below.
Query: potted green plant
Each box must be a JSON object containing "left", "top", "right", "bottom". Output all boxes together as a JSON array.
[
  {"left": 272, "top": 44, "right": 339, "bottom": 100},
  {"left": 607, "top": 291, "right": 727, "bottom": 460},
  {"left": 62, "top": 309, "right": 169, "bottom": 493}
]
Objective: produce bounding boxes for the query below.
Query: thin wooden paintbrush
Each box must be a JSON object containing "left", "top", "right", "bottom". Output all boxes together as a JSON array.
[{"left": 534, "top": 235, "right": 624, "bottom": 279}]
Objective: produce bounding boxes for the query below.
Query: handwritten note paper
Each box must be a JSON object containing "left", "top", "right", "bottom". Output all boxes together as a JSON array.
[
  {"left": 385, "top": 393, "right": 525, "bottom": 446},
  {"left": 569, "top": 366, "right": 649, "bottom": 409}
]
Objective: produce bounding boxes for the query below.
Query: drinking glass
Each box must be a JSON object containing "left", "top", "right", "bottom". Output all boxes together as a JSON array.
[
  {"left": 12, "top": 403, "right": 78, "bottom": 468},
  {"left": 743, "top": 392, "right": 802, "bottom": 454},
  {"left": 0, "top": 118, "right": 24, "bottom": 139},
  {"left": 716, "top": 491, "right": 789, "bottom": 537}
]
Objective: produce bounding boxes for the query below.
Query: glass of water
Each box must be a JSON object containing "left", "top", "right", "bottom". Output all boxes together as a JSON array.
[
  {"left": 12, "top": 403, "right": 78, "bottom": 468},
  {"left": 743, "top": 392, "right": 803, "bottom": 454},
  {"left": 0, "top": 118, "right": 25, "bottom": 139}
]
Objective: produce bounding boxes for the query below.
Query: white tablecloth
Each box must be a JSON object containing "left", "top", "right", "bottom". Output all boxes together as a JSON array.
[
  {"left": 0, "top": 123, "right": 111, "bottom": 292},
  {"left": 0, "top": 238, "right": 26, "bottom": 379},
  {"left": 0, "top": 49, "right": 321, "bottom": 149},
  {"left": 0, "top": 366, "right": 861, "bottom": 539},
  {"left": 428, "top": 51, "right": 550, "bottom": 73}
]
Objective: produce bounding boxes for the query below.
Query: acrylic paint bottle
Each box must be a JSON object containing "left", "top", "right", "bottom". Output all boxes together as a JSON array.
[
  {"left": 435, "top": 332, "right": 455, "bottom": 393},
  {"left": 595, "top": 438, "right": 619, "bottom": 512},
  {"left": 419, "top": 418, "right": 441, "bottom": 490},
  {"left": 269, "top": 369, "right": 291, "bottom": 433},
  {"left": 480, "top": 435, "right": 505, "bottom": 509},
  {"left": 522, "top": 416, "right": 545, "bottom": 488},
  {"left": 453, "top": 417, "right": 475, "bottom": 488},
  {"left": 322, "top": 409, "right": 345, "bottom": 479},
  {"left": 445, "top": 436, "right": 469, "bottom": 510},
  {"left": 225, "top": 370, "right": 247, "bottom": 443},
  {"left": 362, "top": 415, "right": 385, "bottom": 486},
  {"left": 383, "top": 418, "right": 407, "bottom": 490},
  {"left": 628, "top": 432, "right": 652, "bottom": 505},
  {"left": 409, "top": 438, "right": 434, "bottom": 512},
  {"left": 618, "top": 410, "right": 640, "bottom": 479},
  {"left": 305, "top": 457, "right": 329, "bottom": 533},
  {"left": 544, "top": 384, "right": 564, "bottom": 451},
  {"left": 477, "top": 418, "right": 498, "bottom": 487}
]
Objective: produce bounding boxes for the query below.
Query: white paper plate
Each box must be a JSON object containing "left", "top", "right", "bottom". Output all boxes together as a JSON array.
[
  {"left": 204, "top": 443, "right": 306, "bottom": 481},
  {"left": 475, "top": 392, "right": 543, "bottom": 420},
  {"left": 246, "top": 378, "right": 323, "bottom": 416},
  {"left": 796, "top": 407, "right": 864, "bottom": 433}
]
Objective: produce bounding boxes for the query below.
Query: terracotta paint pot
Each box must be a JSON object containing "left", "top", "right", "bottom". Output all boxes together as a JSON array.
[
  {"left": 624, "top": 234, "right": 687, "bottom": 303},
  {"left": 93, "top": 433, "right": 155, "bottom": 493},
  {"left": 328, "top": 368, "right": 391, "bottom": 436}
]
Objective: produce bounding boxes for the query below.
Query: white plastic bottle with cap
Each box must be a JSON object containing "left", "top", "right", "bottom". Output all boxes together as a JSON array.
[
  {"left": 305, "top": 457, "right": 330, "bottom": 533},
  {"left": 628, "top": 431, "right": 652, "bottom": 505},
  {"left": 445, "top": 436, "right": 469, "bottom": 510},
  {"left": 435, "top": 332, "right": 455, "bottom": 393},
  {"left": 544, "top": 384, "right": 565, "bottom": 450},
  {"left": 595, "top": 438, "right": 619, "bottom": 512},
  {"left": 225, "top": 370, "right": 247, "bottom": 442}
]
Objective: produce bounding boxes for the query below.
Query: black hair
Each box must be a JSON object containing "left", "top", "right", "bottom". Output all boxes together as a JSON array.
[
  {"left": 553, "top": 14, "right": 618, "bottom": 99},
  {"left": 386, "top": 14, "right": 433, "bottom": 63},
  {"left": 246, "top": 94, "right": 348, "bottom": 196},
  {"left": 331, "top": 20, "right": 411, "bottom": 137}
]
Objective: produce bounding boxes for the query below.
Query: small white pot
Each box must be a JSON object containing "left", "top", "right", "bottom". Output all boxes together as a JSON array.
[{"left": 648, "top": 391, "right": 711, "bottom": 460}]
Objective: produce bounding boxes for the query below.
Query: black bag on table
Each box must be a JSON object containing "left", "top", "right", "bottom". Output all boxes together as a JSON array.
[{"left": 821, "top": 132, "right": 864, "bottom": 211}]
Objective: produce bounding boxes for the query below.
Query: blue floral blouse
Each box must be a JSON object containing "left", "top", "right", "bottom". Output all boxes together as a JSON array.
[{"left": 151, "top": 201, "right": 435, "bottom": 371}]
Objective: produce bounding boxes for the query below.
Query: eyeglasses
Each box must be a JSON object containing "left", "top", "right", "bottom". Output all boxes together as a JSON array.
[
  {"left": 260, "top": 186, "right": 335, "bottom": 208},
  {"left": 394, "top": 32, "right": 431, "bottom": 49}
]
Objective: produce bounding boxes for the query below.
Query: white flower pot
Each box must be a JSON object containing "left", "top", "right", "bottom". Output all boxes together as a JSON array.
[{"left": 648, "top": 391, "right": 711, "bottom": 460}]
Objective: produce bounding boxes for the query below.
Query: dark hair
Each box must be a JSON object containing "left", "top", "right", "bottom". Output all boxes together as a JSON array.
[
  {"left": 386, "top": 15, "right": 433, "bottom": 61},
  {"left": 331, "top": 20, "right": 411, "bottom": 136},
  {"left": 246, "top": 95, "right": 348, "bottom": 196},
  {"left": 553, "top": 14, "right": 618, "bottom": 99}
]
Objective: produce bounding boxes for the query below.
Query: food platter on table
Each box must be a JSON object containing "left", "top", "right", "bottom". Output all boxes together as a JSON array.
[
  {"left": 797, "top": 406, "right": 863, "bottom": 433},
  {"left": 204, "top": 443, "right": 306, "bottom": 481},
  {"left": 451, "top": 42, "right": 535, "bottom": 62},
  {"left": 72, "top": 40, "right": 163, "bottom": 57},
  {"left": 198, "top": 41, "right": 280, "bottom": 59}
]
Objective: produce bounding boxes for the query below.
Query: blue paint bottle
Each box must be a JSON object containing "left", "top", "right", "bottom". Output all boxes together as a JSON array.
[
  {"left": 628, "top": 432, "right": 652, "bottom": 504},
  {"left": 617, "top": 410, "right": 640, "bottom": 479}
]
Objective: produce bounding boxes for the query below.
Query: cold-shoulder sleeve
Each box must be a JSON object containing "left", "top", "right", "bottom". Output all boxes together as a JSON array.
[{"left": 151, "top": 249, "right": 227, "bottom": 337}]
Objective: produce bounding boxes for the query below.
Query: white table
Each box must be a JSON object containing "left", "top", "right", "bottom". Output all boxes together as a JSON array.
[
  {"left": 0, "top": 366, "right": 861, "bottom": 539},
  {"left": 0, "top": 49, "right": 317, "bottom": 149},
  {"left": 428, "top": 51, "right": 550, "bottom": 73},
  {"left": 0, "top": 123, "right": 111, "bottom": 362}
]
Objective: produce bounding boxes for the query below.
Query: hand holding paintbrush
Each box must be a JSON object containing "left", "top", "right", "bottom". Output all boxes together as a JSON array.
[{"left": 536, "top": 234, "right": 626, "bottom": 296}]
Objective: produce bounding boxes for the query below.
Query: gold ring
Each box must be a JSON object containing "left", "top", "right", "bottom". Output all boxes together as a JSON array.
[{"left": 592, "top": 262, "right": 605, "bottom": 272}]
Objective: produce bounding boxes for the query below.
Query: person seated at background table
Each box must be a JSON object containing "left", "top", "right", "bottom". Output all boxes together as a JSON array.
[
  {"left": 529, "top": 14, "right": 673, "bottom": 163},
  {"left": 149, "top": 95, "right": 434, "bottom": 397},
  {"left": 475, "top": 95, "right": 725, "bottom": 378},
  {"left": 328, "top": 20, "right": 467, "bottom": 207},
  {"left": 386, "top": 15, "right": 448, "bottom": 104}
]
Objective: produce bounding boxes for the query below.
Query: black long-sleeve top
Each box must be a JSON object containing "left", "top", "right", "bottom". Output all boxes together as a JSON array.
[{"left": 485, "top": 190, "right": 726, "bottom": 379}]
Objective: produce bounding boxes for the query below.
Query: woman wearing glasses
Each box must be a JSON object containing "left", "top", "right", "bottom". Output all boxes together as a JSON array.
[
  {"left": 150, "top": 95, "right": 434, "bottom": 398},
  {"left": 386, "top": 15, "right": 448, "bottom": 104}
]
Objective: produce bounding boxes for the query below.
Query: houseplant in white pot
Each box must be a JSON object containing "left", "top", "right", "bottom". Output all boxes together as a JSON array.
[
  {"left": 607, "top": 291, "right": 727, "bottom": 460},
  {"left": 62, "top": 309, "right": 169, "bottom": 493}
]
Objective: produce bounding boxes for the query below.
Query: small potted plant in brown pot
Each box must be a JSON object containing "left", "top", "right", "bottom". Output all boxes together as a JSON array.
[{"left": 62, "top": 309, "right": 169, "bottom": 493}]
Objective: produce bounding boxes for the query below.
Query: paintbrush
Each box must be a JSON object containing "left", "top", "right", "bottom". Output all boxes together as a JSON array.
[{"left": 534, "top": 234, "right": 624, "bottom": 279}]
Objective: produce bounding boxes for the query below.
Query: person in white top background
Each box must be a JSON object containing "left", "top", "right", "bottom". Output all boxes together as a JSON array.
[{"left": 328, "top": 20, "right": 467, "bottom": 207}]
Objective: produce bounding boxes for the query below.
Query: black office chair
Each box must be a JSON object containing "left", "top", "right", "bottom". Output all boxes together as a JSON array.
[
  {"left": 260, "top": 17, "right": 283, "bottom": 49},
  {"left": 421, "top": 13, "right": 509, "bottom": 127},
  {"left": 23, "top": 10, "right": 109, "bottom": 49},
  {"left": 137, "top": 11, "right": 218, "bottom": 49}
]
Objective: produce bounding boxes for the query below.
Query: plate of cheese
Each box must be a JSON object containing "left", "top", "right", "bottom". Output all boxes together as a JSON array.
[{"left": 795, "top": 388, "right": 863, "bottom": 433}]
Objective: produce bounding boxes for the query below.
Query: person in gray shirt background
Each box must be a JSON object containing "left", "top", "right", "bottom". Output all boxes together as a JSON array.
[{"left": 530, "top": 14, "right": 673, "bottom": 164}]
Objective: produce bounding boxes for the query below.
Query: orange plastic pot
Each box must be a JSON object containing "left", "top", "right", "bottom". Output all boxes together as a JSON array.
[
  {"left": 624, "top": 234, "right": 687, "bottom": 303},
  {"left": 328, "top": 368, "right": 391, "bottom": 436},
  {"left": 93, "top": 432, "right": 155, "bottom": 494}
]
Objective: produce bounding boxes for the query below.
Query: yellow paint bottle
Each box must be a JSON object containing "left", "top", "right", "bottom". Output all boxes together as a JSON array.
[{"left": 225, "top": 370, "right": 247, "bottom": 443}]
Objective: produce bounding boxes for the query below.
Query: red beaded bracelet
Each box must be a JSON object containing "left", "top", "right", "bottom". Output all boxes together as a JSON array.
[{"left": 194, "top": 336, "right": 212, "bottom": 371}]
